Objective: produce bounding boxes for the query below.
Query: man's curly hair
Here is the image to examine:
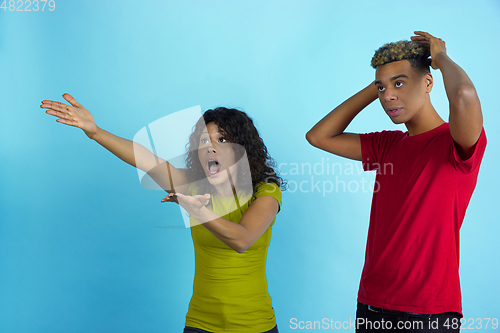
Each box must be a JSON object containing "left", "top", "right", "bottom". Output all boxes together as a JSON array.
[
  {"left": 371, "top": 40, "right": 430, "bottom": 74},
  {"left": 185, "top": 107, "right": 287, "bottom": 197}
]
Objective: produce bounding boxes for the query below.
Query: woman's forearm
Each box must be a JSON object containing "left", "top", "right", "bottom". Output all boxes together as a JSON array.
[
  {"left": 92, "top": 126, "right": 164, "bottom": 171},
  {"left": 191, "top": 207, "right": 249, "bottom": 253}
]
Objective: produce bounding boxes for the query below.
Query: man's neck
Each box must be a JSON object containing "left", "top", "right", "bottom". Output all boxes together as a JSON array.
[{"left": 405, "top": 105, "right": 445, "bottom": 136}]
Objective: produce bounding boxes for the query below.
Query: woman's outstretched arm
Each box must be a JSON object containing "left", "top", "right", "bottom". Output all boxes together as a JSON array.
[{"left": 41, "top": 93, "right": 188, "bottom": 192}]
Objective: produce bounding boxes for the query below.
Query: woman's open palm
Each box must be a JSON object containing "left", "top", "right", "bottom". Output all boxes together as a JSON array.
[{"left": 41, "top": 93, "right": 97, "bottom": 138}]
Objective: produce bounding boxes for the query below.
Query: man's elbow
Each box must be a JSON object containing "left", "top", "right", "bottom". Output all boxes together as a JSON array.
[{"left": 452, "top": 85, "right": 480, "bottom": 111}]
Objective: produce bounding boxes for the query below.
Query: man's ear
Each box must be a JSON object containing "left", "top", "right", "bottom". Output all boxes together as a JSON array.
[{"left": 424, "top": 72, "right": 433, "bottom": 93}]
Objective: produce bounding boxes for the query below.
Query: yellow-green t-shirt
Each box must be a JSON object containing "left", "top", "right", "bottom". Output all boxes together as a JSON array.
[{"left": 185, "top": 182, "right": 282, "bottom": 332}]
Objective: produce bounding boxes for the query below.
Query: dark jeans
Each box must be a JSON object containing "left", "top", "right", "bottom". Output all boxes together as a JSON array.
[
  {"left": 183, "top": 324, "right": 278, "bottom": 333},
  {"left": 356, "top": 302, "right": 461, "bottom": 333}
]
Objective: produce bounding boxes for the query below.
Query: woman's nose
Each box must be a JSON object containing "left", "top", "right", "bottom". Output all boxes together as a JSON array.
[{"left": 207, "top": 144, "right": 216, "bottom": 153}]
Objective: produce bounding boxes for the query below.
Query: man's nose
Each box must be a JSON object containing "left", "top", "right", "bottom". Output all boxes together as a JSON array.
[{"left": 384, "top": 88, "right": 397, "bottom": 102}]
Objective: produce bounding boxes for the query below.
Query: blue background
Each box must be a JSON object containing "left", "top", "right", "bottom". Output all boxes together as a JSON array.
[{"left": 1, "top": 0, "right": 499, "bottom": 331}]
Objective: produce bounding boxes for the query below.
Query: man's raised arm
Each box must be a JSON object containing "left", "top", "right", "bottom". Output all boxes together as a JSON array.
[
  {"left": 412, "top": 31, "right": 483, "bottom": 160},
  {"left": 306, "top": 83, "right": 378, "bottom": 161}
]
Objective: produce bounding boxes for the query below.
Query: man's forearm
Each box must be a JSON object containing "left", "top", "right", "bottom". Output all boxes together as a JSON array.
[{"left": 307, "top": 83, "right": 378, "bottom": 143}]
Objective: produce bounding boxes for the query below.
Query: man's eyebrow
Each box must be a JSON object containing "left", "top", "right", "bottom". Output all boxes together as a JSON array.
[
  {"left": 390, "top": 74, "right": 408, "bottom": 81},
  {"left": 374, "top": 74, "right": 409, "bottom": 86}
]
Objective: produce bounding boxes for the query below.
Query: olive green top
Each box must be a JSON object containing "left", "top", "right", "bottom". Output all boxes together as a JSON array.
[{"left": 185, "top": 182, "right": 282, "bottom": 332}]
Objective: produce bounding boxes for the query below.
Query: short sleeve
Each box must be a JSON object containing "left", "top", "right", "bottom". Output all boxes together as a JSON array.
[
  {"left": 253, "top": 182, "right": 282, "bottom": 213},
  {"left": 452, "top": 127, "right": 487, "bottom": 174},
  {"left": 360, "top": 130, "right": 405, "bottom": 171}
]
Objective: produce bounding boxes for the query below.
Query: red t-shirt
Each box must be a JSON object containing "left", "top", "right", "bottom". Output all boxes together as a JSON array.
[{"left": 358, "top": 123, "right": 486, "bottom": 315}]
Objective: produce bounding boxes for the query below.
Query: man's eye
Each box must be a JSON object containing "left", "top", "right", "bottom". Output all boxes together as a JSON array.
[
  {"left": 395, "top": 81, "right": 403, "bottom": 87},
  {"left": 377, "top": 86, "right": 386, "bottom": 92},
  {"left": 200, "top": 138, "right": 209, "bottom": 144},
  {"left": 218, "top": 137, "right": 227, "bottom": 143}
]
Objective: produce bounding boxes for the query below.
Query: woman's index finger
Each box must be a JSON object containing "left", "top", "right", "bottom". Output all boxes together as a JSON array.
[{"left": 41, "top": 100, "right": 70, "bottom": 112}]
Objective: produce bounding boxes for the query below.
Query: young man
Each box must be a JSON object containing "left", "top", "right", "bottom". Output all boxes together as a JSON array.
[{"left": 306, "top": 32, "right": 486, "bottom": 332}]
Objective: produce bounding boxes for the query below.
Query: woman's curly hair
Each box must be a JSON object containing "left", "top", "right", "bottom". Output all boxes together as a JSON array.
[
  {"left": 185, "top": 107, "right": 287, "bottom": 196},
  {"left": 371, "top": 40, "right": 431, "bottom": 74}
]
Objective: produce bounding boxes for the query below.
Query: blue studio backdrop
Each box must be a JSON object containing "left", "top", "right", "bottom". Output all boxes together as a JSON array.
[{"left": 1, "top": 1, "right": 499, "bottom": 332}]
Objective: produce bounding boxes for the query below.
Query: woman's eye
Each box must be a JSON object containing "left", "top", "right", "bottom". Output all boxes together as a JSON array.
[
  {"left": 200, "top": 138, "right": 209, "bottom": 144},
  {"left": 395, "top": 81, "right": 403, "bottom": 87},
  {"left": 218, "top": 137, "right": 227, "bottom": 143},
  {"left": 377, "top": 86, "right": 385, "bottom": 92}
]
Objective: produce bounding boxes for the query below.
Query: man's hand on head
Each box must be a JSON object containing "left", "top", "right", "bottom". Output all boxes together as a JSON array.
[{"left": 411, "top": 31, "right": 447, "bottom": 70}]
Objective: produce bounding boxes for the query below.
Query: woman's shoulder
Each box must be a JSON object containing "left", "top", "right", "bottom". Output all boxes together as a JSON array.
[{"left": 253, "top": 181, "right": 282, "bottom": 203}]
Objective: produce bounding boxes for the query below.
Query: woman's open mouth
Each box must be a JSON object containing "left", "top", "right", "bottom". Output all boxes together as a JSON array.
[{"left": 206, "top": 158, "right": 221, "bottom": 177}]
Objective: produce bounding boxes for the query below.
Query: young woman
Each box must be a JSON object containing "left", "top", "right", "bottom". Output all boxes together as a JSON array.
[{"left": 41, "top": 94, "right": 286, "bottom": 333}]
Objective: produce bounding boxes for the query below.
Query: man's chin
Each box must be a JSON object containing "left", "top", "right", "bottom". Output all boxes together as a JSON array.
[{"left": 388, "top": 116, "right": 405, "bottom": 125}]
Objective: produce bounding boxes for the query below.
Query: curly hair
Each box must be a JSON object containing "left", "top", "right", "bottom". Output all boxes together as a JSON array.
[
  {"left": 185, "top": 107, "right": 287, "bottom": 196},
  {"left": 371, "top": 40, "right": 430, "bottom": 74}
]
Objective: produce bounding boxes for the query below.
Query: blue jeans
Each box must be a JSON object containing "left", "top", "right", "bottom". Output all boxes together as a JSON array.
[
  {"left": 183, "top": 325, "right": 279, "bottom": 333},
  {"left": 356, "top": 302, "right": 461, "bottom": 332}
]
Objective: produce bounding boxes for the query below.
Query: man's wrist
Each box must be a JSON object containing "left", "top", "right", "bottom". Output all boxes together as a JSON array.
[
  {"left": 432, "top": 51, "right": 449, "bottom": 69},
  {"left": 367, "top": 82, "right": 379, "bottom": 100}
]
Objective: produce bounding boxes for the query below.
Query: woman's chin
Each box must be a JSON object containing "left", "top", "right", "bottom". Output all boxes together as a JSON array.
[{"left": 206, "top": 172, "right": 225, "bottom": 185}]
